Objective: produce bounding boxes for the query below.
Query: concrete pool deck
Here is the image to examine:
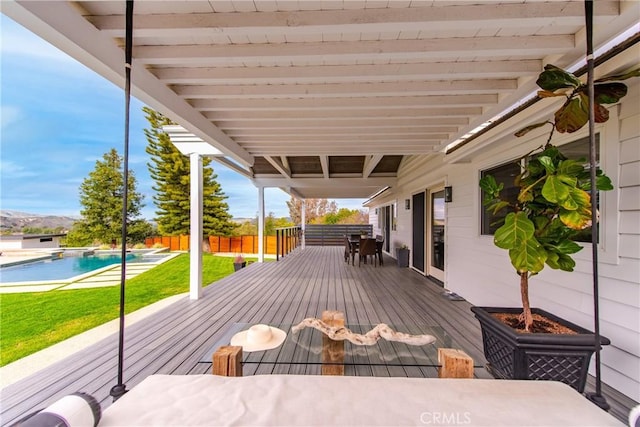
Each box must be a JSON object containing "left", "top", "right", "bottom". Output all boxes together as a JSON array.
[{"left": 0, "top": 251, "right": 180, "bottom": 293}]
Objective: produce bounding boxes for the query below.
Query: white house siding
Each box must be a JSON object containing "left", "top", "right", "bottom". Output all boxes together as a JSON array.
[{"left": 369, "top": 78, "right": 640, "bottom": 401}]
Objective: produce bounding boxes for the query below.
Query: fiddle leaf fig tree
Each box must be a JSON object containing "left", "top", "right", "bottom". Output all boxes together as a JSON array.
[{"left": 479, "top": 64, "right": 640, "bottom": 332}]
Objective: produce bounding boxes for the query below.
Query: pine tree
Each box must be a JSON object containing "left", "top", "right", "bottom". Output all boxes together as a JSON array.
[
  {"left": 144, "top": 107, "right": 235, "bottom": 236},
  {"left": 76, "top": 148, "right": 145, "bottom": 244}
]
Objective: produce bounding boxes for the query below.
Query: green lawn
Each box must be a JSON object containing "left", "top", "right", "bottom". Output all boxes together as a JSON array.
[{"left": 0, "top": 253, "right": 251, "bottom": 366}]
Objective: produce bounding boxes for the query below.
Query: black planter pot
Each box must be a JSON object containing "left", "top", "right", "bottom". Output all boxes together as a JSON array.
[
  {"left": 233, "top": 261, "right": 247, "bottom": 272},
  {"left": 471, "top": 306, "right": 610, "bottom": 393},
  {"left": 395, "top": 248, "right": 410, "bottom": 268}
]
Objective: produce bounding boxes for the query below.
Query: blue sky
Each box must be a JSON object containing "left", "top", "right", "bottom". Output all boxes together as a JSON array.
[{"left": 0, "top": 16, "right": 365, "bottom": 220}]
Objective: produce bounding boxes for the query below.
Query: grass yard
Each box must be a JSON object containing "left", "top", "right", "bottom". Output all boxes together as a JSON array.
[{"left": 0, "top": 253, "right": 253, "bottom": 366}]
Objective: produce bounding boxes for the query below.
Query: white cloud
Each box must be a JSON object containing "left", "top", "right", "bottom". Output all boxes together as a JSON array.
[
  {"left": 0, "top": 160, "right": 39, "bottom": 178},
  {"left": 0, "top": 105, "right": 22, "bottom": 130}
]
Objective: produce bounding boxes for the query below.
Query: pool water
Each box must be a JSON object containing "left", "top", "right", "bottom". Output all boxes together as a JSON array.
[{"left": 0, "top": 253, "right": 154, "bottom": 283}]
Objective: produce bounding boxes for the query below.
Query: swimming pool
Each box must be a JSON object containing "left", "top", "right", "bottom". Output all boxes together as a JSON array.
[{"left": 0, "top": 253, "right": 164, "bottom": 283}]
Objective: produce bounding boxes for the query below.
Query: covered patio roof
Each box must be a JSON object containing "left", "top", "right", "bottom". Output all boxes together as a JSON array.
[{"left": 4, "top": 0, "right": 638, "bottom": 199}]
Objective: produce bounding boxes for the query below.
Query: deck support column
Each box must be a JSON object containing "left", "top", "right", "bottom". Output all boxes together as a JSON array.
[
  {"left": 257, "top": 186, "right": 265, "bottom": 263},
  {"left": 189, "top": 152, "right": 203, "bottom": 300},
  {"left": 301, "top": 199, "right": 306, "bottom": 250}
]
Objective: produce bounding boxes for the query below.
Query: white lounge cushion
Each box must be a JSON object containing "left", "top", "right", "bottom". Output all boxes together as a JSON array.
[{"left": 100, "top": 375, "right": 623, "bottom": 426}]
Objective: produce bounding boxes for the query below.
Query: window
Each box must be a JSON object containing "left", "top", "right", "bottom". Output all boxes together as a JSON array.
[
  {"left": 480, "top": 135, "right": 600, "bottom": 239},
  {"left": 480, "top": 161, "right": 521, "bottom": 235}
]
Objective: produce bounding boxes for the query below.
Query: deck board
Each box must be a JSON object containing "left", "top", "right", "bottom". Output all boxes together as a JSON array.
[{"left": 0, "top": 246, "right": 632, "bottom": 424}]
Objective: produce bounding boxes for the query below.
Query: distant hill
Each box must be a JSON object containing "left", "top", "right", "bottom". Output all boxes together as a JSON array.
[{"left": 0, "top": 210, "right": 79, "bottom": 233}]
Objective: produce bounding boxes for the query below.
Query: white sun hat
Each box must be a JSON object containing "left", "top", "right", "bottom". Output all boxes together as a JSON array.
[{"left": 230, "top": 324, "right": 287, "bottom": 352}]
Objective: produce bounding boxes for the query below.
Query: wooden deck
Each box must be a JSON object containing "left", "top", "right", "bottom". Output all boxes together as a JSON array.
[{"left": 0, "top": 246, "right": 633, "bottom": 424}]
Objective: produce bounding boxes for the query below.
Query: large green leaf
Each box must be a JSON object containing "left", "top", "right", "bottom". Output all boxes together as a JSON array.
[
  {"left": 555, "top": 96, "right": 588, "bottom": 133},
  {"left": 494, "top": 212, "right": 534, "bottom": 250},
  {"left": 593, "top": 82, "right": 628, "bottom": 104},
  {"left": 559, "top": 207, "right": 591, "bottom": 230},
  {"left": 558, "top": 159, "right": 586, "bottom": 177},
  {"left": 545, "top": 251, "right": 561, "bottom": 269},
  {"left": 537, "top": 156, "right": 555, "bottom": 174},
  {"left": 562, "top": 187, "right": 590, "bottom": 211},
  {"left": 596, "top": 174, "right": 614, "bottom": 191},
  {"left": 479, "top": 175, "right": 501, "bottom": 198},
  {"left": 536, "top": 64, "right": 582, "bottom": 91},
  {"left": 553, "top": 253, "right": 576, "bottom": 272},
  {"left": 509, "top": 238, "right": 547, "bottom": 274},
  {"left": 553, "top": 240, "right": 583, "bottom": 255},
  {"left": 542, "top": 175, "right": 570, "bottom": 203}
]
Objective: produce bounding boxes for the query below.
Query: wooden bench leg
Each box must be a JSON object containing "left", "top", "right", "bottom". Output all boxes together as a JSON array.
[
  {"left": 438, "top": 348, "right": 474, "bottom": 379},
  {"left": 213, "top": 345, "right": 243, "bottom": 376},
  {"left": 322, "top": 310, "right": 345, "bottom": 376}
]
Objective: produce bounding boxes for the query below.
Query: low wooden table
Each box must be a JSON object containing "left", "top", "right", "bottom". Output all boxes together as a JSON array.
[{"left": 202, "top": 315, "right": 479, "bottom": 377}]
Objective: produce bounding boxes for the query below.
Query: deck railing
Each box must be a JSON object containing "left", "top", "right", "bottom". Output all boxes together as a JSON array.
[
  {"left": 304, "top": 224, "right": 373, "bottom": 246},
  {"left": 275, "top": 226, "right": 302, "bottom": 260}
]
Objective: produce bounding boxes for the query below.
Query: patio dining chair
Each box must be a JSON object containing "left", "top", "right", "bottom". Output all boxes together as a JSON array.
[
  {"left": 359, "top": 238, "right": 377, "bottom": 267},
  {"left": 344, "top": 236, "right": 352, "bottom": 263}
]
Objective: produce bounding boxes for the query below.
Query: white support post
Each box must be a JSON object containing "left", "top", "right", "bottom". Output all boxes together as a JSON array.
[
  {"left": 189, "top": 153, "right": 203, "bottom": 300},
  {"left": 257, "top": 186, "right": 265, "bottom": 263},
  {"left": 301, "top": 199, "right": 306, "bottom": 250}
]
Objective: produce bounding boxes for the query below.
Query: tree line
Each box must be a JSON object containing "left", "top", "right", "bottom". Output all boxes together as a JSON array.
[{"left": 65, "top": 108, "right": 367, "bottom": 247}]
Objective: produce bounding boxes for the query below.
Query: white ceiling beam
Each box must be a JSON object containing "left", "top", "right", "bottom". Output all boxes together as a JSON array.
[
  {"left": 254, "top": 176, "right": 397, "bottom": 189},
  {"left": 362, "top": 155, "right": 384, "bottom": 179},
  {"left": 89, "top": 2, "right": 618, "bottom": 36},
  {"left": 319, "top": 156, "right": 329, "bottom": 179},
  {"left": 153, "top": 60, "right": 541, "bottom": 84},
  {"left": 212, "top": 157, "right": 254, "bottom": 179},
  {"left": 203, "top": 107, "right": 482, "bottom": 120},
  {"left": 224, "top": 127, "right": 459, "bottom": 136},
  {"left": 241, "top": 147, "right": 440, "bottom": 156},
  {"left": 281, "top": 156, "right": 290, "bottom": 171},
  {"left": 190, "top": 95, "right": 498, "bottom": 111},
  {"left": 135, "top": 36, "right": 573, "bottom": 65},
  {"left": 216, "top": 118, "right": 469, "bottom": 128},
  {"left": 263, "top": 156, "right": 291, "bottom": 179},
  {"left": 235, "top": 134, "right": 448, "bottom": 143},
  {"left": 176, "top": 80, "right": 516, "bottom": 99}
]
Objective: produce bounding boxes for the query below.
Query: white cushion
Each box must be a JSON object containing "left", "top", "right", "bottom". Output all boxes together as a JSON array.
[{"left": 100, "top": 375, "right": 623, "bottom": 426}]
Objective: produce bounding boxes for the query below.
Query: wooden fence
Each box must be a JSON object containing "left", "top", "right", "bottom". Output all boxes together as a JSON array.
[
  {"left": 145, "top": 225, "right": 368, "bottom": 254},
  {"left": 145, "top": 235, "right": 282, "bottom": 255}
]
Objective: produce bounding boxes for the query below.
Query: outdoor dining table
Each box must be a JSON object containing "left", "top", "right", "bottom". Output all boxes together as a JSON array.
[{"left": 348, "top": 237, "right": 384, "bottom": 266}]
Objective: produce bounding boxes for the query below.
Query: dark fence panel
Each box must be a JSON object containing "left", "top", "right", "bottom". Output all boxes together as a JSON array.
[{"left": 304, "top": 224, "right": 373, "bottom": 246}]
